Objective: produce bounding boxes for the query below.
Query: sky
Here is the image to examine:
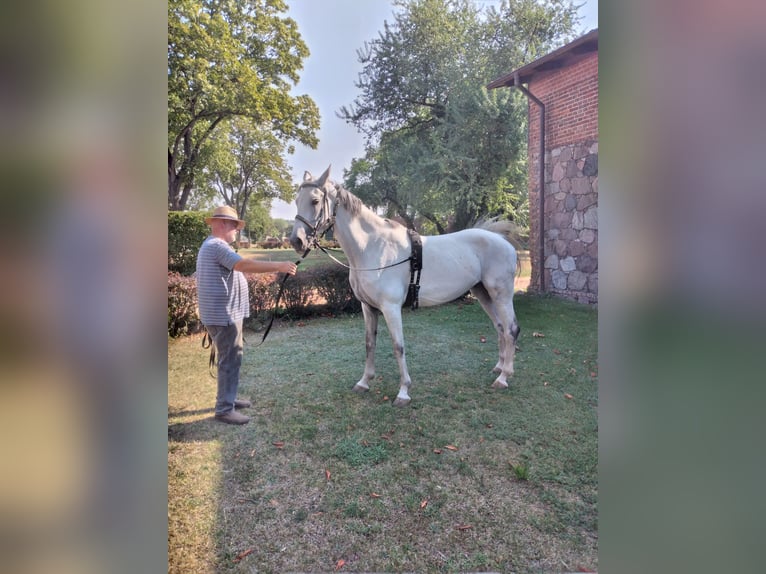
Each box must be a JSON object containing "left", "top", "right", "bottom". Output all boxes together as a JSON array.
[{"left": 271, "top": 0, "right": 599, "bottom": 219}]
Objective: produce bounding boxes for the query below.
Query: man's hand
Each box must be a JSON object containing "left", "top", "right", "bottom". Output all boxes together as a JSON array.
[{"left": 280, "top": 261, "right": 297, "bottom": 276}]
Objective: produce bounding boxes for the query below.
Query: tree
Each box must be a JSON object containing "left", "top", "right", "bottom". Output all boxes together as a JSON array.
[
  {"left": 168, "top": 0, "right": 320, "bottom": 210},
  {"left": 198, "top": 117, "right": 294, "bottom": 223},
  {"left": 340, "top": 0, "right": 579, "bottom": 231}
]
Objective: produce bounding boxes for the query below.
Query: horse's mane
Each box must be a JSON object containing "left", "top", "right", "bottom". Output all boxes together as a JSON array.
[{"left": 333, "top": 183, "right": 365, "bottom": 218}]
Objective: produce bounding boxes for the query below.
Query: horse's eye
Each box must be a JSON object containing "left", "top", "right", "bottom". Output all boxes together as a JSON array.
[{"left": 311, "top": 198, "right": 320, "bottom": 205}]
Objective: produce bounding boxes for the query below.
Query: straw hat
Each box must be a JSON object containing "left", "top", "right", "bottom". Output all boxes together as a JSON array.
[{"left": 205, "top": 206, "right": 245, "bottom": 230}]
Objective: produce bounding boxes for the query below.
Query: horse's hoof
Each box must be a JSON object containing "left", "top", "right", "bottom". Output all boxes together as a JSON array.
[
  {"left": 392, "top": 397, "right": 411, "bottom": 407},
  {"left": 492, "top": 366, "right": 502, "bottom": 374},
  {"left": 352, "top": 384, "right": 369, "bottom": 394},
  {"left": 491, "top": 379, "right": 509, "bottom": 389}
]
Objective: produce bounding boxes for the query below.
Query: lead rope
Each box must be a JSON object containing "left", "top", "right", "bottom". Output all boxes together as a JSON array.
[
  {"left": 201, "top": 329, "right": 216, "bottom": 379},
  {"left": 252, "top": 248, "right": 312, "bottom": 348}
]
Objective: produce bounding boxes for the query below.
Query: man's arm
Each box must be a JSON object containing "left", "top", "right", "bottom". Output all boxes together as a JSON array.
[{"left": 233, "top": 258, "right": 297, "bottom": 276}]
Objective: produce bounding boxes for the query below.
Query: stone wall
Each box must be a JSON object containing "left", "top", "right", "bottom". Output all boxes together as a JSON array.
[{"left": 543, "top": 140, "right": 598, "bottom": 304}]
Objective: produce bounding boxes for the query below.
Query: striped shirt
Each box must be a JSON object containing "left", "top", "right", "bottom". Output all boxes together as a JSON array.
[{"left": 195, "top": 236, "right": 248, "bottom": 326}]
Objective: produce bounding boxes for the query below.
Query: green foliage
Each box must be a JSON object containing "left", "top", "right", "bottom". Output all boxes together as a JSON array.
[
  {"left": 167, "top": 272, "right": 201, "bottom": 337},
  {"left": 197, "top": 117, "right": 295, "bottom": 223},
  {"left": 310, "top": 264, "right": 360, "bottom": 313},
  {"left": 168, "top": 211, "right": 208, "bottom": 275},
  {"left": 511, "top": 462, "right": 530, "bottom": 481},
  {"left": 168, "top": 0, "right": 319, "bottom": 210},
  {"left": 341, "top": 0, "right": 580, "bottom": 232}
]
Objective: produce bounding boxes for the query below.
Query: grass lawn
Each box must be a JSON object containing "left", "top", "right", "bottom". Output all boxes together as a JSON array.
[{"left": 168, "top": 292, "right": 596, "bottom": 573}]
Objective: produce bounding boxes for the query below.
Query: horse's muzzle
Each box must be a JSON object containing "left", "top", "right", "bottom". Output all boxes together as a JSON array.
[{"left": 290, "top": 232, "right": 307, "bottom": 254}]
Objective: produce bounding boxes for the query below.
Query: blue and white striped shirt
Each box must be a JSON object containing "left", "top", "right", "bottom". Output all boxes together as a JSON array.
[{"left": 195, "top": 236, "right": 248, "bottom": 326}]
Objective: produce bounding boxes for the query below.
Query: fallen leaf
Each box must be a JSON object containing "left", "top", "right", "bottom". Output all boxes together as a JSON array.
[
  {"left": 532, "top": 331, "right": 545, "bottom": 338},
  {"left": 249, "top": 449, "right": 256, "bottom": 457},
  {"left": 361, "top": 439, "right": 370, "bottom": 447},
  {"left": 380, "top": 434, "right": 392, "bottom": 441},
  {"left": 325, "top": 469, "right": 331, "bottom": 481},
  {"left": 485, "top": 423, "right": 493, "bottom": 428},
  {"left": 370, "top": 492, "right": 381, "bottom": 498},
  {"left": 433, "top": 449, "right": 443, "bottom": 454},
  {"left": 543, "top": 381, "right": 549, "bottom": 386},
  {"left": 564, "top": 393, "right": 574, "bottom": 400},
  {"left": 456, "top": 524, "right": 473, "bottom": 530},
  {"left": 590, "top": 372, "right": 597, "bottom": 377},
  {"left": 233, "top": 548, "right": 253, "bottom": 562},
  {"left": 420, "top": 499, "right": 428, "bottom": 509},
  {"left": 382, "top": 396, "right": 389, "bottom": 401},
  {"left": 553, "top": 348, "right": 561, "bottom": 354},
  {"left": 335, "top": 559, "right": 346, "bottom": 570},
  {"left": 479, "top": 336, "right": 487, "bottom": 343},
  {"left": 445, "top": 444, "right": 459, "bottom": 451},
  {"left": 272, "top": 441, "right": 285, "bottom": 449}
]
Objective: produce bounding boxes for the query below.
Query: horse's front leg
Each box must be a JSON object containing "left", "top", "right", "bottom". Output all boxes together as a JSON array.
[
  {"left": 380, "top": 306, "right": 412, "bottom": 407},
  {"left": 353, "top": 302, "right": 379, "bottom": 393}
]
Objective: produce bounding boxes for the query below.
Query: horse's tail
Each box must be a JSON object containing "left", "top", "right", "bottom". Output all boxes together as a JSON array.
[{"left": 474, "top": 217, "right": 524, "bottom": 277}]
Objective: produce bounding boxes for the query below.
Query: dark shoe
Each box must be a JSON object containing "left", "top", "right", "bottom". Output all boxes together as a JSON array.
[
  {"left": 234, "top": 398, "right": 252, "bottom": 409},
  {"left": 214, "top": 410, "right": 250, "bottom": 425}
]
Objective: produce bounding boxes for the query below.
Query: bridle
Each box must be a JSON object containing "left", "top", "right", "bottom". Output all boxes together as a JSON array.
[{"left": 294, "top": 181, "right": 338, "bottom": 248}]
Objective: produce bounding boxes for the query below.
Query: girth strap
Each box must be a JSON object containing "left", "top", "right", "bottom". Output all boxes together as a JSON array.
[{"left": 404, "top": 229, "right": 423, "bottom": 310}]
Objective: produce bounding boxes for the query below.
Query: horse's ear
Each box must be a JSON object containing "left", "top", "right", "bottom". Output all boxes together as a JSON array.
[
  {"left": 303, "top": 171, "right": 313, "bottom": 182},
  {"left": 315, "top": 165, "right": 331, "bottom": 187}
]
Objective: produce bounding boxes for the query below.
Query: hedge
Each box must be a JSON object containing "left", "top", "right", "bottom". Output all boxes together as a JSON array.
[
  {"left": 168, "top": 211, "right": 208, "bottom": 275},
  {"left": 168, "top": 264, "right": 362, "bottom": 337}
]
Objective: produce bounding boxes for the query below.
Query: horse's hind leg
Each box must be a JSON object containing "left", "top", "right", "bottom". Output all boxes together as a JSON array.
[
  {"left": 470, "top": 284, "right": 506, "bottom": 375},
  {"left": 353, "top": 302, "right": 379, "bottom": 393},
  {"left": 491, "top": 293, "right": 520, "bottom": 388},
  {"left": 471, "top": 285, "right": 519, "bottom": 389}
]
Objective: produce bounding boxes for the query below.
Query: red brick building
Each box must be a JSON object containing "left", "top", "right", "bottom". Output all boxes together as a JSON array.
[{"left": 488, "top": 29, "right": 598, "bottom": 303}]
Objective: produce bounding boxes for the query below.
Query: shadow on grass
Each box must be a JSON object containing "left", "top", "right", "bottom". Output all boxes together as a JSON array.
[{"left": 168, "top": 416, "right": 237, "bottom": 442}]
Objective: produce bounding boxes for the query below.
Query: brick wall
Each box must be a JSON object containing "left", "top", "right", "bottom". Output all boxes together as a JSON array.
[{"left": 526, "top": 51, "right": 598, "bottom": 303}]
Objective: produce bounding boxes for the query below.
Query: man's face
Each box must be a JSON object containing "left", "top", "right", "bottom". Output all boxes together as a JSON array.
[{"left": 213, "top": 219, "right": 239, "bottom": 242}]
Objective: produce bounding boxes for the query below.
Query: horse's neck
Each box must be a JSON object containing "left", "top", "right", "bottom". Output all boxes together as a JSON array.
[{"left": 333, "top": 202, "right": 382, "bottom": 265}]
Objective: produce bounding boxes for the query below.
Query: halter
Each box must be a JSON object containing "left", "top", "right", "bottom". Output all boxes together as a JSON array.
[{"left": 294, "top": 181, "right": 338, "bottom": 248}]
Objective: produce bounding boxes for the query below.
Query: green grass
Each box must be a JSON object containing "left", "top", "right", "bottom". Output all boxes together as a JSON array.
[{"left": 168, "top": 293, "right": 597, "bottom": 573}]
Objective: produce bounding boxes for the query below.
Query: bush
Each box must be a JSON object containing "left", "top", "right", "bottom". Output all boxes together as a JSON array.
[
  {"left": 168, "top": 265, "right": 362, "bottom": 337},
  {"left": 279, "top": 270, "right": 316, "bottom": 316},
  {"left": 245, "top": 274, "right": 278, "bottom": 328},
  {"left": 168, "top": 272, "right": 202, "bottom": 337},
  {"left": 311, "top": 264, "right": 360, "bottom": 313},
  {"left": 168, "top": 211, "right": 208, "bottom": 275}
]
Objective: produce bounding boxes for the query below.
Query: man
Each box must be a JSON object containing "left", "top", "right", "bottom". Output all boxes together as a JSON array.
[{"left": 196, "top": 206, "right": 297, "bottom": 425}]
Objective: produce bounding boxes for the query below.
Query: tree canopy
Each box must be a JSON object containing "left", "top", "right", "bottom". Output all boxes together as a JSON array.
[
  {"left": 168, "top": 0, "right": 320, "bottom": 211},
  {"left": 340, "top": 0, "right": 579, "bottom": 232},
  {"left": 198, "top": 117, "right": 293, "bottom": 221}
]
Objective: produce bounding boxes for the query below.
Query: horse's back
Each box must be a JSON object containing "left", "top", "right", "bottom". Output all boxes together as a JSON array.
[{"left": 424, "top": 227, "right": 517, "bottom": 267}]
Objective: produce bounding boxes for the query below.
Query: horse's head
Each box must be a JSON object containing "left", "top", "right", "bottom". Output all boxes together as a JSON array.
[{"left": 290, "top": 165, "right": 334, "bottom": 254}]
